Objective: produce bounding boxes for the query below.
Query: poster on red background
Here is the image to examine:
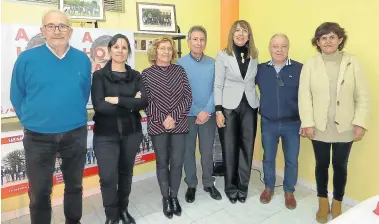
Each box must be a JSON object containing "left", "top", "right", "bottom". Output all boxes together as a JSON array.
[
  {"left": 1, "top": 112, "right": 155, "bottom": 199},
  {"left": 1, "top": 23, "right": 136, "bottom": 118}
]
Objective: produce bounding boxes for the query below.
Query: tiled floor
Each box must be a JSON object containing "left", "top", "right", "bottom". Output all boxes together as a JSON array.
[{"left": 2, "top": 167, "right": 352, "bottom": 224}]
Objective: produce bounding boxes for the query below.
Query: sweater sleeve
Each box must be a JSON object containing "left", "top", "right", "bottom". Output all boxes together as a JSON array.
[
  {"left": 10, "top": 53, "right": 27, "bottom": 120},
  {"left": 177, "top": 58, "right": 201, "bottom": 116},
  {"left": 169, "top": 68, "right": 192, "bottom": 123},
  {"left": 298, "top": 60, "right": 315, "bottom": 128},
  {"left": 84, "top": 58, "right": 92, "bottom": 104},
  {"left": 352, "top": 57, "right": 370, "bottom": 130},
  {"left": 203, "top": 72, "right": 215, "bottom": 114},
  {"left": 91, "top": 71, "right": 119, "bottom": 115},
  {"left": 141, "top": 71, "right": 167, "bottom": 123},
  {"left": 117, "top": 72, "right": 148, "bottom": 111}
]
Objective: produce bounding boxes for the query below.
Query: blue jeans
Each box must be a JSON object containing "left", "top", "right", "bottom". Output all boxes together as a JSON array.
[{"left": 261, "top": 117, "right": 300, "bottom": 193}]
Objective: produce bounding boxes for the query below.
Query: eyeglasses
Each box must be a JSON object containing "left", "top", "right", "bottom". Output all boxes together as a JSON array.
[
  {"left": 157, "top": 47, "right": 173, "bottom": 52},
  {"left": 276, "top": 74, "right": 284, "bottom": 87},
  {"left": 44, "top": 23, "right": 70, "bottom": 32}
]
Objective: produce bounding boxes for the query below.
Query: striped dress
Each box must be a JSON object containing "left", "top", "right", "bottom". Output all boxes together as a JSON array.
[{"left": 141, "top": 64, "right": 192, "bottom": 135}]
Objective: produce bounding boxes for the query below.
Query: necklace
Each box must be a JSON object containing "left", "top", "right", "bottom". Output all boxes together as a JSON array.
[{"left": 241, "top": 52, "right": 245, "bottom": 64}]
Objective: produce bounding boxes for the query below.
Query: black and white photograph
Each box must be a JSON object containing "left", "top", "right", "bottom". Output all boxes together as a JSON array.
[
  {"left": 59, "top": 0, "right": 105, "bottom": 21},
  {"left": 136, "top": 2, "right": 177, "bottom": 33}
]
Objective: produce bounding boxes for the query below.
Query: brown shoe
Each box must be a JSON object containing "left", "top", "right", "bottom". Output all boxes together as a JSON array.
[
  {"left": 284, "top": 192, "right": 297, "bottom": 209},
  {"left": 316, "top": 197, "right": 330, "bottom": 223},
  {"left": 331, "top": 199, "right": 342, "bottom": 219},
  {"left": 260, "top": 188, "right": 274, "bottom": 204}
]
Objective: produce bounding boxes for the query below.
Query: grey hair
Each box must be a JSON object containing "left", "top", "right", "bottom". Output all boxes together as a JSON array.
[
  {"left": 187, "top": 25, "right": 207, "bottom": 42},
  {"left": 42, "top": 9, "right": 70, "bottom": 25},
  {"left": 269, "top": 33, "right": 290, "bottom": 46}
]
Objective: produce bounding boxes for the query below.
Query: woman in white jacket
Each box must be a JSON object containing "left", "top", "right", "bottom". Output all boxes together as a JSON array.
[{"left": 298, "top": 22, "right": 370, "bottom": 223}]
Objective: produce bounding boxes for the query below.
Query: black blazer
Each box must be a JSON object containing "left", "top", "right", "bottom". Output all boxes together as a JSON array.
[{"left": 91, "top": 61, "right": 148, "bottom": 136}]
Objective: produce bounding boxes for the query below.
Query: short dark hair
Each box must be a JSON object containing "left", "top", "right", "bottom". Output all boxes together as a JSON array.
[
  {"left": 311, "top": 22, "right": 348, "bottom": 52},
  {"left": 90, "top": 35, "right": 112, "bottom": 60},
  {"left": 107, "top": 34, "right": 132, "bottom": 58}
]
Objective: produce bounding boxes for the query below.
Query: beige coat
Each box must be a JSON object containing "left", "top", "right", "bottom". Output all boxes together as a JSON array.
[{"left": 298, "top": 52, "right": 370, "bottom": 132}]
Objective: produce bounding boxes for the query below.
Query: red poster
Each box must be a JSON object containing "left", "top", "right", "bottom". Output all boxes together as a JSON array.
[{"left": 1, "top": 116, "right": 155, "bottom": 199}]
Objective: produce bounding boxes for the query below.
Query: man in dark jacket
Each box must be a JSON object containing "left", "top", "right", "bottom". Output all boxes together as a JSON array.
[{"left": 256, "top": 33, "right": 303, "bottom": 210}]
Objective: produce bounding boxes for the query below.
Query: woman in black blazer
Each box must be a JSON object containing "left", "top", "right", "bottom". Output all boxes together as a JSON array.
[{"left": 91, "top": 34, "right": 148, "bottom": 224}]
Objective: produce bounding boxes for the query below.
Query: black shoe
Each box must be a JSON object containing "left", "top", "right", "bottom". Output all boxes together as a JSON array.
[
  {"left": 185, "top": 187, "right": 196, "bottom": 203},
  {"left": 237, "top": 197, "right": 246, "bottom": 203},
  {"left": 171, "top": 197, "right": 182, "bottom": 216},
  {"left": 162, "top": 197, "right": 173, "bottom": 219},
  {"left": 120, "top": 211, "right": 136, "bottom": 224},
  {"left": 105, "top": 220, "right": 118, "bottom": 224},
  {"left": 204, "top": 186, "right": 222, "bottom": 200},
  {"left": 228, "top": 197, "right": 238, "bottom": 204}
]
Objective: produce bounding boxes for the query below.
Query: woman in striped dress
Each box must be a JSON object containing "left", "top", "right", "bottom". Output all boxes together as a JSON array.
[{"left": 141, "top": 37, "right": 192, "bottom": 219}]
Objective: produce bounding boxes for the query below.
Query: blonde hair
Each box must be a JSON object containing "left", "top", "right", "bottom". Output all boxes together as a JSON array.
[
  {"left": 147, "top": 37, "right": 178, "bottom": 65},
  {"left": 224, "top": 20, "right": 258, "bottom": 59}
]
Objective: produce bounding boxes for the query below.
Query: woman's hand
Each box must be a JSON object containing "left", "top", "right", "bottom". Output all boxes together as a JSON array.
[
  {"left": 135, "top": 91, "right": 141, "bottom": 98},
  {"left": 353, "top": 125, "right": 366, "bottom": 142},
  {"left": 105, "top": 97, "right": 119, "bottom": 104},
  {"left": 216, "top": 112, "right": 225, "bottom": 128},
  {"left": 303, "top": 127, "right": 315, "bottom": 139},
  {"left": 163, "top": 115, "right": 176, "bottom": 130}
]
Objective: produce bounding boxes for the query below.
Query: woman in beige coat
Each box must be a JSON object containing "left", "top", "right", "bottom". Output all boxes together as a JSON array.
[{"left": 298, "top": 22, "right": 370, "bottom": 223}]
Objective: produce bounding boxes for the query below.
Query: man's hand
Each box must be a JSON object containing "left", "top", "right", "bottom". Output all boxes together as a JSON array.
[
  {"left": 353, "top": 125, "right": 366, "bottom": 142},
  {"left": 105, "top": 97, "right": 119, "bottom": 104},
  {"left": 195, "top": 111, "right": 210, "bottom": 125},
  {"left": 216, "top": 112, "right": 225, "bottom": 128},
  {"left": 163, "top": 115, "right": 176, "bottom": 130},
  {"left": 135, "top": 91, "right": 141, "bottom": 98}
]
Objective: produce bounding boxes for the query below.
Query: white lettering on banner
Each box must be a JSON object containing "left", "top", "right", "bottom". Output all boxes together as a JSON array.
[{"left": 1, "top": 24, "right": 136, "bottom": 118}]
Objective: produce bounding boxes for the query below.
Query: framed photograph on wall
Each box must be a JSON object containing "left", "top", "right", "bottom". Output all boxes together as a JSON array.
[
  {"left": 59, "top": 0, "right": 105, "bottom": 21},
  {"left": 136, "top": 2, "right": 177, "bottom": 33}
]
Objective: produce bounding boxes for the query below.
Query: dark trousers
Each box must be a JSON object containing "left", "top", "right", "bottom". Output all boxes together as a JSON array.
[
  {"left": 93, "top": 132, "right": 142, "bottom": 221},
  {"left": 220, "top": 101, "right": 258, "bottom": 199},
  {"left": 312, "top": 140, "right": 353, "bottom": 201},
  {"left": 261, "top": 117, "right": 301, "bottom": 192},
  {"left": 184, "top": 116, "right": 216, "bottom": 188},
  {"left": 151, "top": 133, "right": 186, "bottom": 198},
  {"left": 23, "top": 126, "right": 87, "bottom": 224}
]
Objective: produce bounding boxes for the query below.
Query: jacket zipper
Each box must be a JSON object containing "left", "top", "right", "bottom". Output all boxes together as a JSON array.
[{"left": 276, "top": 73, "right": 280, "bottom": 119}]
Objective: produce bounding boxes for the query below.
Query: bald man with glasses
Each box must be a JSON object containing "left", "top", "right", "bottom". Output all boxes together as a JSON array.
[{"left": 10, "top": 10, "right": 91, "bottom": 224}]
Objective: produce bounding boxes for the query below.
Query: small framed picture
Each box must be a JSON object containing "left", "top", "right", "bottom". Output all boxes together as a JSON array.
[
  {"left": 136, "top": 2, "right": 177, "bottom": 33},
  {"left": 59, "top": 0, "right": 105, "bottom": 21},
  {"left": 135, "top": 38, "right": 154, "bottom": 52}
]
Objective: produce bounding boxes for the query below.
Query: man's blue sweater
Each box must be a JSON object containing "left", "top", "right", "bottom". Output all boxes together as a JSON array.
[
  {"left": 177, "top": 54, "right": 215, "bottom": 116},
  {"left": 10, "top": 44, "right": 91, "bottom": 133},
  {"left": 256, "top": 59, "right": 303, "bottom": 121}
]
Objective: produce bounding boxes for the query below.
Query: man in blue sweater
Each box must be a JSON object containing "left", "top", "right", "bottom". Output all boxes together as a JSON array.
[
  {"left": 177, "top": 26, "right": 221, "bottom": 203},
  {"left": 10, "top": 10, "right": 91, "bottom": 224},
  {"left": 255, "top": 34, "right": 303, "bottom": 210}
]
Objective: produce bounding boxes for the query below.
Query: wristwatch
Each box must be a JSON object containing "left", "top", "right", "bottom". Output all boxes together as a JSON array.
[{"left": 216, "top": 111, "right": 223, "bottom": 115}]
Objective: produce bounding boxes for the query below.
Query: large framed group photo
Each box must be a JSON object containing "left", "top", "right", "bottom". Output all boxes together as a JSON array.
[{"left": 136, "top": 2, "right": 177, "bottom": 33}]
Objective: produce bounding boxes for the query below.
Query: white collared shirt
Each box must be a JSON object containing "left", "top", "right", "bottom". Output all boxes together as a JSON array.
[{"left": 46, "top": 43, "right": 70, "bottom": 59}]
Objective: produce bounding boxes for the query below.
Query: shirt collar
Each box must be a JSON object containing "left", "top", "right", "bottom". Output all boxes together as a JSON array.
[
  {"left": 189, "top": 52, "right": 204, "bottom": 62},
  {"left": 46, "top": 43, "right": 70, "bottom": 59},
  {"left": 267, "top": 58, "right": 292, "bottom": 66}
]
